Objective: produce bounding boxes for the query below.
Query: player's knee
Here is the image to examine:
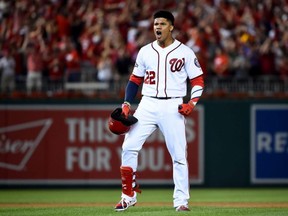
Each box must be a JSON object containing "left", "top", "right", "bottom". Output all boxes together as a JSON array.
[{"left": 173, "top": 158, "right": 187, "bottom": 166}]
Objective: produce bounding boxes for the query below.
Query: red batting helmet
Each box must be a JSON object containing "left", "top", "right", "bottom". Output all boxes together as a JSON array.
[
  {"left": 108, "top": 117, "right": 130, "bottom": 135},
  {"left": 108, "top": 108, "right": 138, "bottom": 135}
]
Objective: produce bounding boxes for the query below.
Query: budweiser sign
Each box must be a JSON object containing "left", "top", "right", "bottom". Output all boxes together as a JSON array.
[
  {"left": 0, "top": 119, "right": 52, "bottom": 170},
  {"left": 0, "top": 105, "right": 204, "bottom": 185}
]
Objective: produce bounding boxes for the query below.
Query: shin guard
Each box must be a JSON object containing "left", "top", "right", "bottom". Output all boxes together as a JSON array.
[
  {"left": 120, "top": 166, "right": 134, "bottom": 197},
  {"left": 120, "top": 166, "right": 141, "bottom": 197}
]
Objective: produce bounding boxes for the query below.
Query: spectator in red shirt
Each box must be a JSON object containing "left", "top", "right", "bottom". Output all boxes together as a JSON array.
[
  {"left": 64, "top": 38, "right": 81, "bottom": 82},
  {"left": 212, "top": 47, "right": 230, "bottom": 77},
  {"left": 25, "top": 43, "right": 44, "bottom": 94},
  {"left": 47, "top": 47, "right": 65, "bottom": 92}
]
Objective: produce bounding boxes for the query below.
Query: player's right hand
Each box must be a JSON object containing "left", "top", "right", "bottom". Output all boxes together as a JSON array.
[{"left": 121, "top": 102, "right": 131, "bottom": 118}]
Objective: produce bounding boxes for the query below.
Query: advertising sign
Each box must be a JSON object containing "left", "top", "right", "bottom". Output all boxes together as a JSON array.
[
  {"left": 251, "top": 105, "right": 288, "bottom": 184},
  {"left": 0, "top": 105, "right": 204, "bottom": 185}
]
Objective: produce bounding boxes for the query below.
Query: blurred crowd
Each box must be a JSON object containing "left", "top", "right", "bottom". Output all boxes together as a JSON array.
[{"left": 0, "top": 0, "right": 288, "bottom": 97}]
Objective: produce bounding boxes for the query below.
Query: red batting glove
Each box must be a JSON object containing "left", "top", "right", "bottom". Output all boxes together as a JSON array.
[
  {"left": 121, "top": 102, "right": 131, "bottom": 118},
  {"left": 178, "top": 101, "right": 194, "bottom": 116}
]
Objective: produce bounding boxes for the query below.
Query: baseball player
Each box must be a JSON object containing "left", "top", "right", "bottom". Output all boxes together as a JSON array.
[{"left": 114, "top": 10, "right": 204, "bottom": 212}]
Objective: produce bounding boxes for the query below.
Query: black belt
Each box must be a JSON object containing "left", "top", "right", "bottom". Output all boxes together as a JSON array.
[{"left": 148, "top": 96, "right": 181, "bottom": 100}]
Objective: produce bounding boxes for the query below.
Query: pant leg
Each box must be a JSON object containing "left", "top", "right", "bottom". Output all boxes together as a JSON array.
[
  {"left": 121, "top": 96, "right": 158, "bottom": 171},
  {"left": 8, "top": 74, "right": 15, "bottom": 92},
  {"left": 35, "top": 73, "right": 42, "bottom": 91},
  {"left": 1, "top": 74, "right": 7, "bottom": 92},
  {"left": 26, "top": 72, "right": 33, "bottom": 94},
  {"left": 157, "top": 98, "right": 190, "bottom": 207}
]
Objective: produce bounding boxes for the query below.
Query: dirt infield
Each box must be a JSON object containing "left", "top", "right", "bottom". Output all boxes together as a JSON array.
[{"left": 1, "top": 202, "right": 288, "bottom": 208}]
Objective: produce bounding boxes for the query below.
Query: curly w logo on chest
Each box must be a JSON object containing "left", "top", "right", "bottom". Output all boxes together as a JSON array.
[{"left": 169, "top": 58, "right": 185, "bottom": 72}]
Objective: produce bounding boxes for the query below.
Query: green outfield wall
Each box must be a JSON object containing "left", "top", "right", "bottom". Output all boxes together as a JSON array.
[
  {"left": 0, "top": 98, "right": 287, "bottom": 187},
  {"left": 201, "top": 98, "right": 288, "bottom": 187}
]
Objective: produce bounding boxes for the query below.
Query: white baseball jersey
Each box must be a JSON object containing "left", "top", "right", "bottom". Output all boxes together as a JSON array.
[{"left": 132, "top": 39, "right": 203, "bottom": 98}]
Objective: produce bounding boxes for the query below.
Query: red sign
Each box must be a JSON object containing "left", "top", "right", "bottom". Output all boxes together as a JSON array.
[{"left": 0, "top": 105, "right": 204, "bottom": 185}]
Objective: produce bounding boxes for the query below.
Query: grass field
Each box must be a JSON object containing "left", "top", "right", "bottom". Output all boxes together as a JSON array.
[{"left": 0, "top": 188, "right": 288, "bottom": 216}]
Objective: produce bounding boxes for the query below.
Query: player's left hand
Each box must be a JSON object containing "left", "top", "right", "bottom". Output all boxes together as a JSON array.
[{"left": 178, "top": 101, "right": 194, "bottom": 116}]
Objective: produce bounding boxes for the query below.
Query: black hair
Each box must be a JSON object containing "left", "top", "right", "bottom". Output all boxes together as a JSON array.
[{"left": 153, "top": 10, "right": 174, "bottom": 26}]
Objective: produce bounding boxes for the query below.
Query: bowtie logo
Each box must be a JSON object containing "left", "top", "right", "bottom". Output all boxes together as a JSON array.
[{"left": 0, "top": 119, "right": 52, "bottom": 171}]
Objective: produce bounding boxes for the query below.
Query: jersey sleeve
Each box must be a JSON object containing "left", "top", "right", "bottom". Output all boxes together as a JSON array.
[
  {"left": 185, "top": 48, "right": 203, "bottom": 79},
  {"left": 190, "top": 75, "right": 204, "bottom": 105},
  {"left": 132, "top": 47, "right": 146, "bottom": 77}
]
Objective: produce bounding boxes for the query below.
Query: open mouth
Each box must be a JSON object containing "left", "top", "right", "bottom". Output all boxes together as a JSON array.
[{"left": 155, "top": 31, "right": 162, "bottom": 39}]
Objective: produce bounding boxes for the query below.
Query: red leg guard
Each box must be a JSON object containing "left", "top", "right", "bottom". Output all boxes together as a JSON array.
[
  {"left": 120, "top": 166, "right": 142, "bottom": 197},
  {"left": 120, "top": 166, "right": 134, "bottom": 197}
]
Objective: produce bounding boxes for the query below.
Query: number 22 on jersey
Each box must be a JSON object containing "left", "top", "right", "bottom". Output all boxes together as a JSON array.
[{"left": 144, "top": 71, "right": 156, "bottom": 84}]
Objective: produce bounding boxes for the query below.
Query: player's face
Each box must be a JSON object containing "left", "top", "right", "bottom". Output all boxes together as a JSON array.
[{"left": 154, "top": 18, "right": 173, "bottom": 44}]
